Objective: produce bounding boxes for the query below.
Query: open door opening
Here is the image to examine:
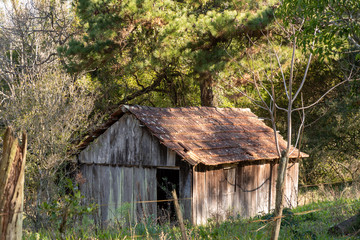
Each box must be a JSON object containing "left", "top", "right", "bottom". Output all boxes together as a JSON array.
[{"left": 156, "top": 168, "right": 179, "bottom": 223}]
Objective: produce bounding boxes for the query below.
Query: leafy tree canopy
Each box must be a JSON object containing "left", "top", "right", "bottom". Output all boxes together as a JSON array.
[
  {"left": 60, "top": 0, "right": 277, "bottom": 109},
  {"left": 278, "top": 0, "right": 360, "bottom": 59}
]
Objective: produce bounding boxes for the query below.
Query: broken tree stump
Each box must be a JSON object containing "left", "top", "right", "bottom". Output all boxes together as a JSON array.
[
  {"left": 328, "top": 213, "right": 360, "bottom": 236},
  {"left": 0, "top": 127, "right": 27, "bottom": 240}
]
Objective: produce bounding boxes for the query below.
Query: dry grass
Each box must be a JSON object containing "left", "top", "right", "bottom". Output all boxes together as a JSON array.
[{"left": 298, "top": 181, "right": 360, "bottom": 205}]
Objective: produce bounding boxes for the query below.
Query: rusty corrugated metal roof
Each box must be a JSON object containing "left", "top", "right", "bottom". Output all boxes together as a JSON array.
[{"left": 78, "top": 105, "right": 308, "bottom": 166}]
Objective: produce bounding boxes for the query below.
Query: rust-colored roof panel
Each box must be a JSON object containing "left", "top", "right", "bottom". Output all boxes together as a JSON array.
[
  {"left": 78, "top": 105, "right": 308, "bottom": 165},
  {"left": 122, "top": 105, "right": 308, "bottom": 165}
]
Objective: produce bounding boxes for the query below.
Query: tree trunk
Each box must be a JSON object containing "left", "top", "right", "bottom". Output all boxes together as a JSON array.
[
  {"left": 199, "top": 71, "right": 217, "bottom": 107},
  {"left": 0, "top": 127, "right": 27, "bottom": 240},
  {"left": 271, "top": 151, "right": 288, "bottom": 240}
]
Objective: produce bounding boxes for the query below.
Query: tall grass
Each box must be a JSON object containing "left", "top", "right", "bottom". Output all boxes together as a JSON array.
[{"left": 24, "top": 183, "right": 360, "bottom": 239}]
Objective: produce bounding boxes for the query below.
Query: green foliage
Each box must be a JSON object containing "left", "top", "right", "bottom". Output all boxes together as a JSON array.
[
  {"left": 60, "top": 0, "right": 277, "bottom": 108},
  {"left": 278, "top": 0, "right": 360, "bottom": 60},
  {"left": 113, "top": 202, "right": 132, "bottom": 228},
  {"left": 40, "top": 179, "right": 97, "bottom": 237},
  {"left": 300, "top": 78, "right": 360, "bottom": 184}
]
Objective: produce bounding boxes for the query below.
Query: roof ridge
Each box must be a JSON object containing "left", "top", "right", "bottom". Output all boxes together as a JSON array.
[{"left": 77, "top": 104, "right": 308, "bottom": 165}]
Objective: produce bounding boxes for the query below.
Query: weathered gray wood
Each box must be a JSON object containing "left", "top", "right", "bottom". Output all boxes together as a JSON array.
[
  {"left": 256, "top": 163, "right": 270, "bottom": 215},
  {"left": 109, "top": 166, "right": 118, "bottom": 220},
  {"left": 193, "top": 165, "right": 207, "bottom": 225},
  {"left": 234, "top": 164, "right": 244, "bottom": 217},
  {"left": 179, "top": 161, "right": 192, "bottom": 222},
  {"left": 99, "top": 166, "right": 111, "bottom": 225},
  {"left": 79, "top": 114, "right": 177, "bottom": 167},
  {"left": 91, "top": 165, "right": 101, "bottom": 226},
  {"left": 192, "top": 165, "right": 198, "bottom": 224},
  {"left": 79, "top": 165, "right": 90, "bottom": 205},
  {"left": 144, "top": 168, "right": 157, "bottom": 217},
  {"left": 123, "top": 167, "right": 134, "bottom": 223},
  {"left": 116, "top": 167, "right": 124, "bottom": 219},
  {"left": 139, "top": 129, "right": 152, "bottom": 166},
  {"left": 270, "top": 162, "right": 278, "bottom": 210},
  {"left": 242, "top": 165, "right": 252, "bottom": 217},
  {"left": 78, "top": 113, "right": 300, "bottom": 226},
  {"left": 192, "top": 161, "right": 299, "bottom": 225},
  {"left": 133, "top": 167, "right": 145, "bottom": 220},
  {"left": 207, "top": 168, "right": 218, "bottom": 220},
  {"left": 166, "top": 149, "right": 176, "bottom": 166},
  {"left": 251, "top": 165, "right": 258, "bottom": 217}
]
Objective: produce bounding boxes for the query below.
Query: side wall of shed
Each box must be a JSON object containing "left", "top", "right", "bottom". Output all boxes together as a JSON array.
[
  {"left": 78, "top": 114, "right": 188, "bottom": 226},
  {"left": 192, "top": 162, "right": 299, "bottom": 225}
]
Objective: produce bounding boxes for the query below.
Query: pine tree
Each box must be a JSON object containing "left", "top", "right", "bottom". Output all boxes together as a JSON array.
[{"left": 60, "top": 0, "right": 277, "bottom": 108}]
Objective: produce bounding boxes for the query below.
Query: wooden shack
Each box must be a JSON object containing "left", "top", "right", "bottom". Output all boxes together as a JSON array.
[{"left": 77, "top": 105, "right": 307, "bottom": 225}]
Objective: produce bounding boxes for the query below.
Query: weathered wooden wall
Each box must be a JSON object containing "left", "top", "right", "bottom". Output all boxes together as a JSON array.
[
  {"left": 192, "top": 161, "right": 299, "bottom": 225},
  {"left": 80, "top": 164, "right": 157, "bottom": 226},
  {"left": 79, "top": 114, "right": 190, "bottom": 225},
  {"left": 79, "top": 113, "right": 299, "bottom": 226},
  {"left": 79, "top": 114, "right": 176, "bottom": 167}
]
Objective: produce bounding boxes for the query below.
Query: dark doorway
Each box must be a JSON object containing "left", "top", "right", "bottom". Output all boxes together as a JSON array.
[{"left": 156, "top": 168, "right": 179, "bottom": 223}]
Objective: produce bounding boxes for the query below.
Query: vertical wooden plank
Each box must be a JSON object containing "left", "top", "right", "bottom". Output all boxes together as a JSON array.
[
  {"left": 207, "top": 167, "right": 219, "bottom": 221},
  {"left": 242, "top": 165, "right": 252, "bottom": 218},
  {"left": 293, "top": 162, "right": 299, "bottom": 207},
  {"left": 179, "top": 162, "right": 192, "bottom": 222},
  {"left": 139, "top": 129, "right": 152, "bottom": 166},
  {"left": 256, "top": 164, "right": 263, "bottom": 215},
  {"left": 91, "top": 165, "right": 101, "bottom": 226},
  {"left": 218, "top": 167, "right": 236, "bottom": 220},
  {"left": 150, "top": 168, "right": 158, "bottom": 217},
  {"left": 270, "top": 162, "right": 278, "bottom": 210},
  {"left": 256, "top": 163, "right": 270, "bottom": 215},
  {"left": 192, "top": 166, "right": 197, "bottom": 225},
  {"left": 250, "top": 165, "right": 257, "bottom": 217},
  {"left": 79, "top": 165, "right": 90, "bottom": 206},
  {"left": 268, "top": 162, "right": 274, "bottom": 213},
  {"left": 133, "top": 167, "right": 140, "bottom": 221},
  {"left": 107, "top": 166, "right": 117, "bottom": 221},
  {"left": 151, "top": 136, "right": 160, "bottom": 166},
  {"left": 227, "top": 168, "right": 236, "bottom": 218},
  {"left": 116, "top": 167, "right": 123, "bottom": 220},
  {"left": 122, "top": 167, "right": 134, "bottom": 224},
  {"left": 143, "top": 168, "right": 156, "bottom": 218},
  {"left": 218, "top": 169, "right": 225, "bottom": 221},
  {"left": 108, "top": 166, "right": 119, "bottom": 219},
  {"left": 141, "top": 167, "right": 148, "bottom": 219},
  {"left": 126, "top": 116, "right": 134, "bottom": 165},
  {"left": 166, "top": 149, "right": 176, "bottom": 166},
  {"left": 194, "top": 165, "right": 207, "bottom": 225},
  {"left": 99, "top": 166, "right": 111, "bottom": 225},
  {"left": 234, "top": 164, "right": 244, "bottom": 218}
]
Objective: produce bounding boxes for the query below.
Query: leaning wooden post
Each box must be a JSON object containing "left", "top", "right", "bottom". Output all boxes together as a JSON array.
[
  {"left": 0, "top": 127, "right": 27, "bottom": 240},
  {"left": 171, "top": 190, "right": 187, "bottom": 240}
]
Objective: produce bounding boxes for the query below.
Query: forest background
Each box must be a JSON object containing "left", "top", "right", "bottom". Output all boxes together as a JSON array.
[{"left": 0, "top": 0, "right": 359, "bottom": 236}]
